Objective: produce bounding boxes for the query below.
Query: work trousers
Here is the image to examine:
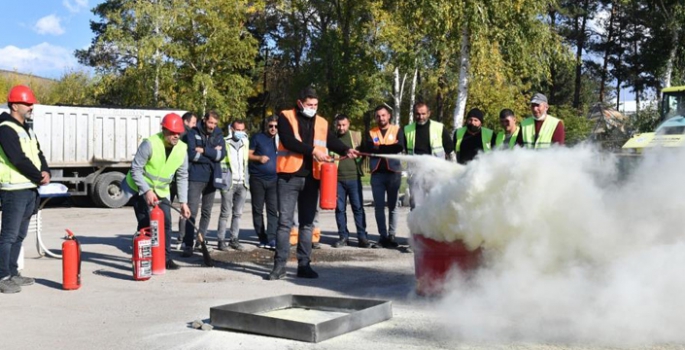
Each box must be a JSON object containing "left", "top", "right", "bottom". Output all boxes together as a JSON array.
[
  {"left": 274, "top": 175, "right": 318, "bottom": 267},
  {"left": 335, "top": 178, "right": 367, "bottom": 241},
  {"left": 0, "top": 189, "right": 38, "bottom": 279},
  {"left": 249, "top": 177, "right": 278, "bottom": 244}
]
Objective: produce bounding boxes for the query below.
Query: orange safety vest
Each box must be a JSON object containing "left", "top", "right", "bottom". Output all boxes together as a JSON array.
[
  {"left": 369, "top": 125, "right": 402, "bottom": 173},
  {"left": 276, "top": 109, "right": 329, "bottom": 179}
]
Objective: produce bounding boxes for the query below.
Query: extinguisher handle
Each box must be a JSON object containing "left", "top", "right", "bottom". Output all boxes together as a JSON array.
[{"left": 65, "top": 229, "right": 75, "bottom": 239}]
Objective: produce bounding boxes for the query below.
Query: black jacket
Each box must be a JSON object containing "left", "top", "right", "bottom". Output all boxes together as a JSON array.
[
  {"left": 278, "top": 109, "right": 350, "bottom": 177},
  {"left": 0, "top": 112, "right": 50, "bottom": 185}
]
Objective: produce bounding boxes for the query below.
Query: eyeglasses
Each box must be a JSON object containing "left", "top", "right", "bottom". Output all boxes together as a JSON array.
[{"left": 268, "top": 125, "right": 278, "bottom": 129}]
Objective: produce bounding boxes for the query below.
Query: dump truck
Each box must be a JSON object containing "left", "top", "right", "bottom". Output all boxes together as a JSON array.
[
  {"left": 0, "top": 104, "right": 186, "bottom": 208},
  {"left": 622, "top": 86, "right": 685, "bottom": 151}
]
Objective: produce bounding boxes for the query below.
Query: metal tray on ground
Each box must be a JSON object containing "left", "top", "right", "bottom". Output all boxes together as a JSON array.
[{"left": 210, "top": 294, "right": 393, "bottom": 343}]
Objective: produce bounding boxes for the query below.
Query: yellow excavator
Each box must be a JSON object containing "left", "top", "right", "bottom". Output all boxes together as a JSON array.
[{"left": 622, "top": 86, "right": 685, "bottom": 151}]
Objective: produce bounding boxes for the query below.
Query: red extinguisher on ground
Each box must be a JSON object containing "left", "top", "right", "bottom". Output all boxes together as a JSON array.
[
  {"left": 62, "top": 229, "right": 81, "bottom": 290},
  {"left": 320, "top": 161, "right": 338, "bottom": 210},
  {"left": 132, "top": 228, "right": 153, "bottom": 281},
  {"left": 150, "top": 205, "right": 166, "bottom": 275}
]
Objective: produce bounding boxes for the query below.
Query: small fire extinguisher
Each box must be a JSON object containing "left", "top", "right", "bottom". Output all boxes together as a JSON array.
[
  {"left": 62, "top": 229, "right": 81, "bottom": 290},
  {"left": 150, "top": 204, "right": 166, "bottom": 275},
  {"left": 132, "top": 228, "right": 152, "bottom": 281},
  {"left": 319, "top": 162, "right": 338, "bottom": 210}
]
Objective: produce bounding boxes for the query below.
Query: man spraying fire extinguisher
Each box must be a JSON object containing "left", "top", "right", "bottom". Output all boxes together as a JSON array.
[{"left": 122, "top": 113, "right": 191, "bottom": 270}]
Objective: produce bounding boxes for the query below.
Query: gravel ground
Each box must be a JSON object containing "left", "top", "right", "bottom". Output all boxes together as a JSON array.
[{"left": 1, "top": 202, "right": 682, "bottom": 350}]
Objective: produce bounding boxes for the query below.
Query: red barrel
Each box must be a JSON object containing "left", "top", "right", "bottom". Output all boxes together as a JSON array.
[
  {"left": 319, "top": 162, "right": 337, "bottom": 210},
  {"left": 150, "top": 205, "right": 166, "bottom": 275},
  {"left": 412, "top": 234, "right": 482, "bottom": 296},
  {"left": 62, "top": 229, "right": 81, "bottom": 290}
]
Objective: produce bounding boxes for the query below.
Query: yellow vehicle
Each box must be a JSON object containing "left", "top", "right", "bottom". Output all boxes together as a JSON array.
[{"left": 622, "top": 86, "right": 685, "bottom": 152}]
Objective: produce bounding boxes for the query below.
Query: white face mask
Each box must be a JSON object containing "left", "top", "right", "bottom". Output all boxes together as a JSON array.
[
  {"left": 534, "top": 114, "right": 546, "bottom": 121},
  {"left": 302, "top": 108, "right": 317, "bottom": 118}
]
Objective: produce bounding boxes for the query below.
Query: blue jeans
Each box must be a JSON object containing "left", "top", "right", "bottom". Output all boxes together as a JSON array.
[
  {"left": 217, "top": 184, "right": 247, "bottom": 242},
  {"left": 335, "top": 179, "right": 367, "bottom": 241},
  {"left": 370, "top": 172, "right": 401, "bottom": 238},
  {"left": 0, "top": 189, "right": 39, "bottom": 279},
  {"left": 184, "top": 181, "right": 216, "bottom": 247},
  {"left": 275, "top": 175, "right": 318, "bottom": 267}
]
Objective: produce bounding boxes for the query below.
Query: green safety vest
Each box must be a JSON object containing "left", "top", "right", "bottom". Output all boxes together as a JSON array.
[
  {"left": 222, "top": 137, "right": 250, "bottom": 189},
  {"left": 0, "top": 121, "right": 42, "bottom": 191},
  {"left": 125, "top": 132, "right": 187, "bottom": 198},
  {"left": 495, "top": 126, "right": 520, "bottom": 150},
  {"left": 455, "top": 127, "right": 494, "bottom": 153},
  {"left": 404, "top": 120, "right": 445, "bottom": 157},
  {"left": 521, "top": 116, "right": 561, "bottom": 149}
]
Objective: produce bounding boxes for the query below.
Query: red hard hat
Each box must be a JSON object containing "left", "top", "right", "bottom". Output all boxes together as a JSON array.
[
  {"left": 161, "top": 113, "right": 184, "bottom": 133},
  {"left": 7, "top": 85, "right": 38, "bottom": 104}
]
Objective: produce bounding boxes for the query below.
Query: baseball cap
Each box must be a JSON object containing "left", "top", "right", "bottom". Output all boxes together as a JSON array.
[{"left": 530, "top": 93, "right": 548, "bottom": 104}]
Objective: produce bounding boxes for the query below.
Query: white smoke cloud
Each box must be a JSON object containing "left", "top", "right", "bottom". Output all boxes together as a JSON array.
[
  {"left": 404, "top": 146, "right": 685, "bottom": 346},
  {"left": 34, "top": 15, "right": 65, "bottom": 36}
]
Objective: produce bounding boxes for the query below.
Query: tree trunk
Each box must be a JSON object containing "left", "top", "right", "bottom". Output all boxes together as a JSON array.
[
  {"left": 408, "top": 66, "right": 418, "bottom": 125},
  {"left": 452, "top": 26, "right": 470, "bottom": 131},
  {"left": 664, "top": 29, "right": 679, "bottom": 88},
  {"left": 392, "top": 67, "right": 406, "bottom": 125},
  {"left": 573, "top": 0, "right": 590, "bottom": 109},
  {"left": 599, "top": 2, "right": 616, "bottom": 103}
]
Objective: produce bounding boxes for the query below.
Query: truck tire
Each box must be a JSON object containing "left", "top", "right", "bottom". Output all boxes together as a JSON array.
[{"left": 92, "top": 172, "right": 128, "bottom": 208}]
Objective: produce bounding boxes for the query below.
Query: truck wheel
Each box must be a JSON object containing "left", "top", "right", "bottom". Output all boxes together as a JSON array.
[{"left": 93, "top": 172, "right": 128, "bottom": 208}]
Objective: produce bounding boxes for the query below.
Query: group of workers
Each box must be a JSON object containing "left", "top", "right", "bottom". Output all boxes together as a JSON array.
[{"left": 0, "top": 84, "right": 565, "bottom": 293}]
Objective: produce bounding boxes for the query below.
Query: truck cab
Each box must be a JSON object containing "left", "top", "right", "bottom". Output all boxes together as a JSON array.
[{"left": 622, "top": 86, "right": 685, "bottom": 151}]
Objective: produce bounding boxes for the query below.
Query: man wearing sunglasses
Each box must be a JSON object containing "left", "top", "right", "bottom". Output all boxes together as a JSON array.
[{"left": 248, "top": 115, "right": 279, "bottom": 249}]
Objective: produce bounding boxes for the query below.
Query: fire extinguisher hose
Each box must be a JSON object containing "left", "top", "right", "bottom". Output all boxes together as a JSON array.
[{"left": 158, "top": 202, "right": 214, "bottom": 267}]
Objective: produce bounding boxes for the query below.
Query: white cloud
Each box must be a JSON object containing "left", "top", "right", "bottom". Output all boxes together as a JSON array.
[
  {"left": 63, "top": 0, "right": 89, "bottom": 13},
  {"left": 34, "top": 15, "right": 65, "bottom": 36},
  {"left": 0, "top": 43, "right": 81, "bottom": 78}
]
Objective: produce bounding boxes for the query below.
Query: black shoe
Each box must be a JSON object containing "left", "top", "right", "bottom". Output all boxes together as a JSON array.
[
  {"left": 332, "top": 239, "right": 348, "bottom": 248},
  {"left": 181, "top": 247, "right": 193, "bottom": 257},
  {"left": 229, "top": 239, "right": 245, "bottom": 251},
  {"left": 387, "top": 235, "right": 400, "bottom": 248},
  {"left": 312, "top": 242, "right": 321, "bottom": 250},
  {"left": 217, "top": 241, "right": 228, "bottom": 251},
  {"left": 166, "top": 259, "right": 180, "bottom": 270},
  {"left": 358, "top": 239, "right": 371, "bottom": 248},
  {"left": 297, "top": 264, "right": 319, "bottom": 279},
  {"left": 268, "top": 265, "right": 286, "bottom": 280}
]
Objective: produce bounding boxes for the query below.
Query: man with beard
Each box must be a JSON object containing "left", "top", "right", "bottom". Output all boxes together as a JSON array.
[
  {"left": 404, "top": 102, "right": 454, "bottom": 209},
  {"left": 454, "top": 108, "right": 495, "bottom": 164},
  {"left": 182, "top": 111, "right": 227, "bottom": 257},
  {"left": 0, "top": 85, "right": 50, "bottom": 293},
  {"left": 516, "top": 93, "right": 565, "bottom": 148}
]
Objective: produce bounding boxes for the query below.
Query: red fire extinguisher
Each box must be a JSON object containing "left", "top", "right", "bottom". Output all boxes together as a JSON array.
[
  {"left": 150, "top": 205, "right": 166, "bottom": 275},
  {"left": 320, "top": 162, "right": 337, "bottom": 210},
  {"left": 62, "top": 229, "right": 81, "bottom": 290},
  {"left": 132, "top": 228, "right": 152, "bottom": 281}
]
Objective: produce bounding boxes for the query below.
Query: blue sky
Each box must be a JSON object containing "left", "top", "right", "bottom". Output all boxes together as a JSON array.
[{"left": 0, "top": 0, "right": 101, "bottom": 79}]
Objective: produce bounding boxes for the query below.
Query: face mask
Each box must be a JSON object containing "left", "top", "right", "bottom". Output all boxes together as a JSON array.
[
  {"left": 302, "top": 108, "right": 317, "bottom": 118},
  {"left": 232, "top": 131, "right": 247, "bottom": 140},
  {"left": 534, "top": 114, "right": 546, "bottom": 121},
  {"left": 467, "top": 124, "right": 480, "bottom": 132}
]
